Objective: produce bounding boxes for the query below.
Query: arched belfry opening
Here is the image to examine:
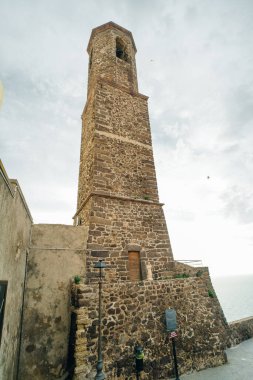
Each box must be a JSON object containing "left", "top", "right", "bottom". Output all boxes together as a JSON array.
[{"left": 116, "top": 37, "right": 128, "bottom": 62}]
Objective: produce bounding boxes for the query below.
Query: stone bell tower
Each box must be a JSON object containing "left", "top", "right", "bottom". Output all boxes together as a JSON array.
[
  {"left": 72, "top": 22, "right": 228, "bottom": 380},
  {"left": 74, "top": 21, "right": 175, "bottom": 281}
]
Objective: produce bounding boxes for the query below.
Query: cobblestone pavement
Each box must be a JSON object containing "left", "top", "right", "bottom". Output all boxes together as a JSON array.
[{"left": 172, "top": 338, "right": 253, "bottom": 380}]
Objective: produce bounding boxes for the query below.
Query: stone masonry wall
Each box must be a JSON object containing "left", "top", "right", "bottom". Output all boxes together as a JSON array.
[
  {"left": 76, "top": 80, "right": 159, "bottom": 220},
  {"left": 228, "top": 316, "right": 253, "bottom": 346},
  {"left": 174, "top": 261, "right": 209, "bottom": 277},
  {"left": 72, "top": 275, "right": 228, "bottom": 379},
  {"left": 76, "top": 98, "right": 95, "bottom": 212},
  {"left": 76, "top": 23, "right": 158, "bottom": 221},
  {"left": 75, "top": 22, "right": 174, "bottom": 282},
  {"left": 95, "top": 82, "right": 150, "bottom": 146},
  {"left": 84, "top": 195, "right": 174, "bottom": 281},
  {"left": 87, "top": 22, "right": 138, "bottom": 95},
  {"left": 75, "top": 78, "right": 175, "bottom": 282},
  {"left": 92, "top": 82, "right": 158, "bottom": 202}
]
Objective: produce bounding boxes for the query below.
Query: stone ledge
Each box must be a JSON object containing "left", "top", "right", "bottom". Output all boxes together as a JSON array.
[
  {"left": 73, "top": 190, "right": 164, "bottom": 220},
  {"left": 97, "top": 78, "right": 148, "bottom": 100}
]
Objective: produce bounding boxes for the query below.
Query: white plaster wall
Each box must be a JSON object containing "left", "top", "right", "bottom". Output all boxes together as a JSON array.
[
  {"left": 19, "top": 224, "right": 88, "bottom": 380},
  {"left": 0, "top": 166, "right": 32, "bottom": 380}
]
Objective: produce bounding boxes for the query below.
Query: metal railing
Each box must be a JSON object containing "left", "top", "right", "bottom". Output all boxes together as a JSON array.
[{"left": 176, "top": 260, "right": 203, "bottom": 267}]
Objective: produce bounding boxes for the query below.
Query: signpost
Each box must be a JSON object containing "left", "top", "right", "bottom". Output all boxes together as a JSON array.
[{"left": 165, "top": 309, "right": 180, "bottom": 380}]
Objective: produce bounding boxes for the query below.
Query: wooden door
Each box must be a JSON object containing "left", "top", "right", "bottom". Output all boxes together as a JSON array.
[{"left": 128, "top": 251, "right": 141, "bottom": 281}]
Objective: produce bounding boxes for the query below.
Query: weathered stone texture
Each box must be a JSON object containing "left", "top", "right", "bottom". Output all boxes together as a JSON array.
[
  {"left": 0, "top": 162, "right": 32, "bottom": 380},
  {"left": 72, "top": 275, "right": 228, "bottom": 379},
  {"left": 75, "top": 22, "right": 174, "bottom": 281},
  {"left": 95, "top": 83, "right": 151, "bottom": 144},
  {"left": 87, "top": 22, "right": 138, "bottom": 95},
  {"left": 76, "top": 23, "right": 158, "bottom": 215},
  {"left": 93, "top": 129, "right": 157, "bottom": 201},
  {"left": 84, "top": 195, "right": 174, "bottom": 281},
  {"left": 77, "top": 99, "right": 95, "bottom": 211},
  {"left": 77, "top": 82, "right": 158, "bottom": 213},
  {"left": 71, "top": 21, "right": 232, "bottom": 379},
  {"left": 228, "top": 316, "right": 253, "bottom": 346},
  {"left": 18, "top": 224, "right": 88, "bottom": 380},
  {"left": 174, "top": 261, "right": 209, "bottom": 277}
]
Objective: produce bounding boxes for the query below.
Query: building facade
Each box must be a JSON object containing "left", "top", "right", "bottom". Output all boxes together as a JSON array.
[
  {"left": 2, "top": 21, "right": 250, "bottom": 380},
  {"left": 0, "top": 161, "right": 32, "bottom": 380}
]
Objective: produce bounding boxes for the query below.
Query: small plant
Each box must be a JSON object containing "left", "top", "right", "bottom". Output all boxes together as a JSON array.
[
  {"left": 196, "top": 270, "right": 203, "bottom": 277},
  {"left": 208, "top": 289, "right": 216, "bottom": 298},
  {"left": 143, "top": 195, "right": 150, "bottom": 200},
  {"left": 175, "top": 273, "right": 190, "bottom": 279},
  {"left": 74, "top": 275, "right": 81, "bottom": 284}
]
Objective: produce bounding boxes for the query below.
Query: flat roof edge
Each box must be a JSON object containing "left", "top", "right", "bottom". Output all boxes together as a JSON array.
[{"left": 0, "top": 160, "right": 33, "bottom": 223}]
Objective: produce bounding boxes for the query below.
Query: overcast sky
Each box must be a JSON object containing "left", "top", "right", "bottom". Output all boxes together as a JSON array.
[{"left": 1, "top": 0, "right": 253, "bottom": 277}]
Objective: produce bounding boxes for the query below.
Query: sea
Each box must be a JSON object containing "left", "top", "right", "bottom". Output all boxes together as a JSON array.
[{"left": 211, "top": 274, "right": 253, "bottom": 322}]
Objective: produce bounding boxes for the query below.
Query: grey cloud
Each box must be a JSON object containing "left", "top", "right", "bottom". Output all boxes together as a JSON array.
[
  {"left": 151, "top": 109, "right": 191, "bottom": 148},
  {"left": 221, "top": 186, "right": 253, "bottom": 224},
  {"left": 1, "top": 0, "right": 253, "bottom": 237},
  {"left": 225, "top": 84, "right": 253, "bottom": 135},
  {"left": 167, "top": 208, "right": 195, "bottom": 222},
  {"left": 184, "top": 5, "right": 198, "bottom": 24}
]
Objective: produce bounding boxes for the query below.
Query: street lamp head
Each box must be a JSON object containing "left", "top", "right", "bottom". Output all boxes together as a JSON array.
[
  {"left": 94, "top": 260, "right": 106, "bottom": 269},
  {"left": 134, "top": 345, "right": 144, "bottom": 357}
]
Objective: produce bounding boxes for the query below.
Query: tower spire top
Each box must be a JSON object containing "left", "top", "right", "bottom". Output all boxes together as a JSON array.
[
  {"left": 87, "top": 21, "right": 137, "bottom": 53},
  {"left": 86, "top": 21, "right": 139, "bottom": 95}
]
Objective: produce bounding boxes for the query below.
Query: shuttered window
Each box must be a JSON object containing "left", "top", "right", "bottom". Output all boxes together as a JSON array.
[{"left": 128, "top": 251, "right": 142, "bottom": 281}]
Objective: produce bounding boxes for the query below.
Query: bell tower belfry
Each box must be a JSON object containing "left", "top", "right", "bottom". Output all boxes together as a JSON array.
[
  {"left": 87, "top": 22, "right": 139, "bottom": 95},
  {"left": 74, "top": 22, "right": 175, "bottom": 281}
]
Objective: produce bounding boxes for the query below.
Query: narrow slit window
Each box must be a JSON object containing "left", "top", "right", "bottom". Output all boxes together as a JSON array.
[
  {"left": 89, "top": 49, "right": 93, "bottom": 70},
  {"left": 128, "top": 251, "right": 142, "bottom": 281}
]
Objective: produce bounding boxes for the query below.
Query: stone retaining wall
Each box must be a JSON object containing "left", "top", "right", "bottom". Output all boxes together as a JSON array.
[
  {"left": 174, "top": 261, "right": 208, "bottom": 277},
  {"left": 72, "top": 275, "right": 228, "bottom": 379},
  {"left": 228, "top": 316, "right": 253, "bottom": 346}
]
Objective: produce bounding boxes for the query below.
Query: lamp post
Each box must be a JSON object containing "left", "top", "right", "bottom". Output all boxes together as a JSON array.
[
  {"left": 134, "top": 345, "right": 144, "bottom": 380},
  {"left": 94, "top": 259, "right": 106, "bottom": 380}
]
